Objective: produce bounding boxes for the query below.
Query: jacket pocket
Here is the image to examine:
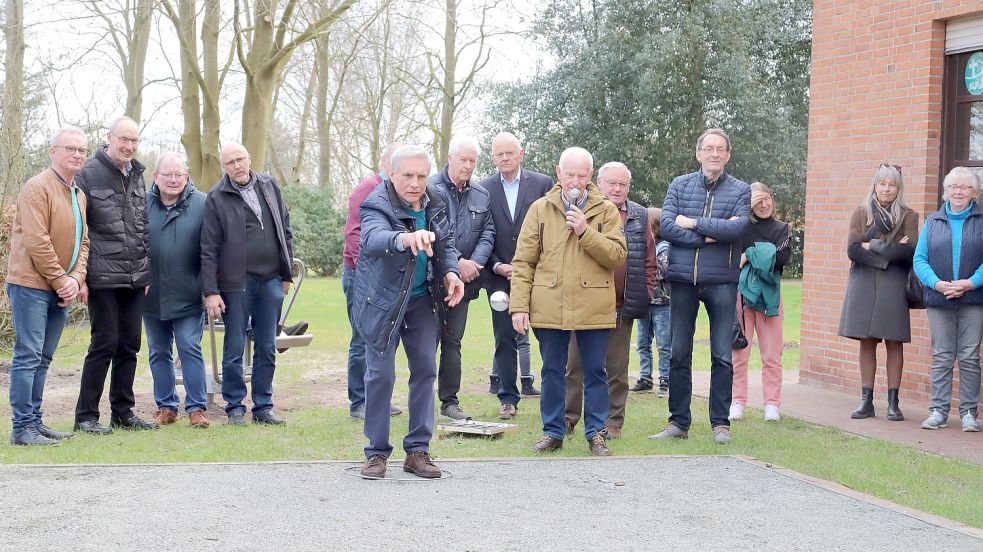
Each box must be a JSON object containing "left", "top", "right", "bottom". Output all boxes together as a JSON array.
[
  {"left": 469, "top": 206, "right": 489, "bottom": 231},
  {"left": 89, "top": 187, "right": 115, "bottom": 200},
  {"left": 90, "top": 239, "right": 123, "bottom": 257},
  {"left": 580, "top": 273, "right": 611, "bottom": 288},
  {"left": 533, "top": 271, "right": 557, "bottom": 287}
]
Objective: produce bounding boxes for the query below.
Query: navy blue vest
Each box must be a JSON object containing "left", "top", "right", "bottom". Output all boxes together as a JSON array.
[
  {"left": 923, "top": 205, "right": 983, "bottom": 308},
  {"left": 622, "top": 201, "right": 650, "bottom": 320}
]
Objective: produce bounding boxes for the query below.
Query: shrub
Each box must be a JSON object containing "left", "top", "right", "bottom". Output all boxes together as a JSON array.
[{"left": 281, "top": 185, "right": 346, "bottom": 277}]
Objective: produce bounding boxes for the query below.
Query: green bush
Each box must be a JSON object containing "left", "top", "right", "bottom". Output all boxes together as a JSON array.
[{"left": 281, "top": 185, "right": 346, "bottom": 277}]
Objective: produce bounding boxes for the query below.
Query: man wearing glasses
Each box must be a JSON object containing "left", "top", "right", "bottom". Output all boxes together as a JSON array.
[
  {"left": 74, "top": 115, "right": 158, "bottom": 434},
  {"left": 651, "top": 129, "right": 750, "bottom": 445},
  {"left": 143, "top": 153, "right": 210, "bottom": 429},
  {"left": 477, "top": 132, "right": 552, "bottom": 419},
  {"left": 200, "top": 143, "right": 294, "bottom": 426},
  {"left": 564, "top": 162, "right": 657, "bottom": 440},
  {"left": 6, "top": 127, "right": 90, "bottom": 445}
]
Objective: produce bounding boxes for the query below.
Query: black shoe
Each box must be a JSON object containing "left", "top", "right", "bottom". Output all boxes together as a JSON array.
[
  {"left": 657, "top": 377, "right": 669, "bottom": 398},
  {"left": 36, "top": 422, "right": 73, "bottom": 440},
  {"left": 488, "top": 375, "right": 500, "bottom": 395},
  {"left": 630, "top": 379, "right": 654, "bottom": 392},
  {"left": 850, "top": 387, "right": 875, "bottom": 419},
  {"left": 73, "top": 420, "right": 113, "bottom": 435},
  {"left": 10, "top": 426, "right": 59, "bottom": 446},
  {"left": 253, "top": 410, "right": 287, "bottom": 426},
  {"left": 228, "top": 411, "right": 247, "bottom": 426},
  {"left": 521, "top": 377, "right": 540, "bottom": 396},
  {"left": 887, "top": 388, "right": 904, "bottom": 421},
  {"left": 111, "top": 414, "right": 160, "bottom": 430},
  {"left": 277, "top": 321, "right": 310, "bottom": 353}
]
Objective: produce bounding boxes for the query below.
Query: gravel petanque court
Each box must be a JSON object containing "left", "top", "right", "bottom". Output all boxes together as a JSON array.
[{"left": 1, "top": 456, "right": 980, "bottom": 551}]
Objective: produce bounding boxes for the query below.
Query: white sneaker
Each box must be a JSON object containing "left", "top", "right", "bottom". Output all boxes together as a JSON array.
[
  {"left": 764, "top": 404, "right": 781, "bottom": 421},
  {"left": 962, "top": 412, "right": 980, "bottom": 432},
  {"left": 728, "top": 403, "right": 744, "bottom": 421}
]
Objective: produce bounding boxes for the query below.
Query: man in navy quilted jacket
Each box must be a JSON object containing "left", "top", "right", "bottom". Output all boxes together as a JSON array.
[{"left": 651, "top": 129, "right": 750, "bottom": 445}]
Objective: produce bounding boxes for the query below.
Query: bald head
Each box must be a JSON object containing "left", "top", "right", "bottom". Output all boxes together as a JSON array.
[
  {"left": 491, "top": 132, "right": 524, "bottom": 180},
  {"left": 220, "top": 143, "right": 253, "bottom": 184}
]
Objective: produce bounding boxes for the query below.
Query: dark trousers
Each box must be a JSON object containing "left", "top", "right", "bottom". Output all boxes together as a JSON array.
[
  {"left": 535, "top": 328, "right": 610, "bottom": 440},
  {"left": 75, "top": 287, "right": 145, "bottom": 423},
  {"left": 364, "top": 295, "right": 440, "bottom": 458},
  {"left": 565, "top": 317, "right": 633, "bottom": 430},
  {"left": 437, "top": 299, "right": 470, "bottom": 407},
  {"left": 668, "top": 281, "right": 736, "bottom": 430},
  {"left": 342, "top": 266, "right": 366, "bottom": 414},
  {"left": 489, "top": 293, "right": 521, "bottom": 406}
]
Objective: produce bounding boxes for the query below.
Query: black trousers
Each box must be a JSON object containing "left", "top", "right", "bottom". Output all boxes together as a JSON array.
[
  {"left": 437, "top": 299, "right": 471, "bottom": 407},
  {"left": 74, "top": 287, "right": 145, "bottom": 422}
]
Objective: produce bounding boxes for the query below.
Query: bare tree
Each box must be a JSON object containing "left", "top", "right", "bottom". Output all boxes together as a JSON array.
[
  {"left": 0, "top": 0, "right": 24, "bottom": 208},
  {"left": 84, "top": 0, "right": 155, "bottom": 122}
]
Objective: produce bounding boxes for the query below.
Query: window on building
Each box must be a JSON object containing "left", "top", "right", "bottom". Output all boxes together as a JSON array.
[{"left": 942, "top": 16, "right": 983, "bottom": 201}]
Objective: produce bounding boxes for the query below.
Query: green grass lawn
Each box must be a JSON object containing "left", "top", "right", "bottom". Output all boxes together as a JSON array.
[{"left": 1, "top": 278, "right": 981, "bottom": 530}]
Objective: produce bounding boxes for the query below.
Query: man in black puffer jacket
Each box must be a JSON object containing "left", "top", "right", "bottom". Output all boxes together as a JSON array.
[
  {"left": 651, "top": 129, "right": 750, "bottom": 446},
  {"left": 73, "top": 115, "right": 158, "bottom": 434}
]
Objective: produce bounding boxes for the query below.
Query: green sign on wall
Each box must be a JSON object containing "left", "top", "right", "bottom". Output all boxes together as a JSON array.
[{"left": 967, "top": 52, "right": 983, "bottom": 95}]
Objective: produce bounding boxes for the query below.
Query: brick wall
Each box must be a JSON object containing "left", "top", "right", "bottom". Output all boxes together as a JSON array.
[{"left": 803, "top": 0, "right": 983, "bottom": 402}]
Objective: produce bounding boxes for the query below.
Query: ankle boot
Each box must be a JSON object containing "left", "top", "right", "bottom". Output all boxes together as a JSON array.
[
  {"left": 851, "top": 386, "right": 875, "bottom": 419},
  {"left": 886, "top": 388, "right": 904, "bottom": 421}
]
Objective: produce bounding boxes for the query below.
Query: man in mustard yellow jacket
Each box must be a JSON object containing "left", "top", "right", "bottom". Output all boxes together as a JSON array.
[
  {"left": 509, "top": 147, "right": 627, "bottom": 456},
  {"left": 6, "top": 126, "right": 90, "bottom": 445}
]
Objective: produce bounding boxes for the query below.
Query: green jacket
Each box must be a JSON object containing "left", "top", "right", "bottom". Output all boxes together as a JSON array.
[
  {"left": 739, "top": 241, "right": 781, "bottom": 316},
  {"left": 145, "top": 182, "right": 207, "bottom": 320}
]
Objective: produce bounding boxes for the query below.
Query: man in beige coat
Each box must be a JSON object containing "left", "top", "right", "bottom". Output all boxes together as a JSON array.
[
  {"left": 6, "top": 126, "right": 90, "bottom": 445},
  {"left": 509, "top": 147, "right": 627, "bottom": 456}
]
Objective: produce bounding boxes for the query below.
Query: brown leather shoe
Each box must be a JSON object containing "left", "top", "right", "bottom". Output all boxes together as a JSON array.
[
  {"left": 403, "top": 451, "right": 442, "bottom": 479},
  {"left": 499, "top": 403, "right": 518, "bottom": 420},
  {"left": 530, "top": 435, "right": 563, "bottom": 453},
  {"left": 604, "top": 426, "right": 622, "bottom": 439},
  {"left": 153, "top": 409, "right": 178, "bottom": 426},
  {"left": 361, "top": 455, "right": 388, "bottom": 479},
  {"left": 589, "top": 433, "right": 611, "bottom": 456},
  {"left": 188, "top": 410, "right": 210, "bottom": 429}
]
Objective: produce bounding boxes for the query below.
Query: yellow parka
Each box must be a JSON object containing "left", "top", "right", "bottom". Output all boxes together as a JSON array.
[{"left": 509, "top": 182, "right": 627, "bottom": 329}]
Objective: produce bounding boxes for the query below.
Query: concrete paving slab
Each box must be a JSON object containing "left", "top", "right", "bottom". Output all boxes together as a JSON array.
[{"left": 0, "top": 456, "right": 980, "bottom": 551}]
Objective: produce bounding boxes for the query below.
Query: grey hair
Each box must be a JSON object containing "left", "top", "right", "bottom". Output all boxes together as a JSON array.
[
  {"left": 942, "top": 166, "right": 981, "bottom": 202},
  {"left": 49, "top": 126, "right": 86, "bottom": 147},
  {"left": 390, "top": 145, "right": 431, "bottom": 173},
  {"left": 558, "top": 147, "right": 594, "bottom": 171},
  {"left": 696, "top": 129, "right": 731, "bottom": 151},
  {"left": 492, "top": 131, "right": 522, "bottom": 151},
  {"left": 448, "top": 136, "right": 481, "bottom": 158},
  {"left": 155, "top": 152, "right": 187, "bottom": 172},
  {"left": 108, "top": 115, "right": 138, "bottom": 134},
  {"left": 862, "top": 164, "right": 908, "bottom": 226},
  {"left": 597, "top": 162, "right": 632, "bottom": 183}
]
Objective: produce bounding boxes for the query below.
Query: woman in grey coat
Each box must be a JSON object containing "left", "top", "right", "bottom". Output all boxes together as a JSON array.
[{"left": 837, "top": 164, "right": 918, "bottom": 421}]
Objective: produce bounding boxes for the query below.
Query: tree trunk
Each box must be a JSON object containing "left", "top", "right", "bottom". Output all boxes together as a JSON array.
[
  {"left": 176, "top": 0, "right": 203, "bottom": 183},
  {"left": 199, "top": 0, "right": 222, "bottom": 189},
  {"left": 316, "top": 28, "right": 331, "bottom": 192},
  {"left": 290, "top": 61, "right": 318, "bottom": 185},
  {"left": 1, "top": 0, "right": 25, "bottom": 208},
  {"left": 437, "top": 0, "right": 458, "bottom": 166},
  {"left": 124, "top": 0, "right": 153, "bottom": 121}
]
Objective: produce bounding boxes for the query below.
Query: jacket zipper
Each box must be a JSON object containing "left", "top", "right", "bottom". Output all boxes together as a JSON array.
[{"left": 693, "top": 189, "right": 715, "bottom": 284}]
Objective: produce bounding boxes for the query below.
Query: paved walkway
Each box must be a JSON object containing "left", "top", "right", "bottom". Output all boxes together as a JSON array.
[
  {"left": 692, "top": 371, "right": 983, "bottom": 465},
  {"left": 1, "top": 457, "right": 980, "bottom": 551}
]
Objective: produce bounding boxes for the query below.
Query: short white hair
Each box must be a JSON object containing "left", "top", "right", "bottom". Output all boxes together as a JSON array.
[
  {"left": 49, "top": 126, "right": 86, "bottom": 148},
  {"left": 558, "top": 147, "right": 593, "bottom": 171},
  {"left": 390, "top": 145, "right": 431, "bottom": 173},
  {"left": 597, "top": 162, "right": 631, "bottom": 183},
  {"left": 155, "top": 152, "right": 187, "bottom": 172},
  {"left": 108, "top": 115, "right": 138, "bottom": 134},
  {"left": 943, "top": 166, "right": 981, "bottom": 200},
  {"left": 448, "top": 136, "right": 481, "bottom": 158},
  {"left": 492, "top": 132, "right": 522, "bottom": 151}
]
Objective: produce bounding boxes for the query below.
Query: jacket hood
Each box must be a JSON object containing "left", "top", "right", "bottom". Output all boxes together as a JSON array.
[{"left": 150, "top": 180, "right": 198, "bottom": 204}]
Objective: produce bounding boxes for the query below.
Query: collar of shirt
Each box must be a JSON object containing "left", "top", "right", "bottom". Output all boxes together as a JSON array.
[
  {"left": 702, "top": 171, "right": 728, "bottom": 191},
  {"left": 561, "top": 189, "right": 589, "bottom": 211},
  {"left": 500, "top": 168, "right": 522, "bottom": 187},
  {"left": 49, "top": 166, "right": 75, "bottom": 188},
  {"left": 399, "top": 190, "right": 430, "bottom": 211}
]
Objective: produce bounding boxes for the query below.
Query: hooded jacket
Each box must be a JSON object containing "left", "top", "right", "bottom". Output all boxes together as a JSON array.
[
  {"left": 509, "top": 182, "right": 627, "bottom": 330},
  {"left": 145, "top": 181, "right": 207, "bottom": 320}
]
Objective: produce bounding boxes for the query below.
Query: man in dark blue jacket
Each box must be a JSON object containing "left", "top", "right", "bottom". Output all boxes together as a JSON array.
[
  {"left": 144, "top": 153, "right": 210, "bottom": 429},
  {"left": 429, "top": 136, "right": 494, "bottom": 421},
  {"left": 652, "top": 129, "right": 750, "bottom": 445},
  {"left": 200, "top": 143, "right": 294, "bottom": 426},
  {"left": 354, "top": 145, "right": 464, "bottom": 480}
]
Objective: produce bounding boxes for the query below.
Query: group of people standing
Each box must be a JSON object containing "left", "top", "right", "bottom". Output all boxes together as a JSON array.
[{"left": 7, "top": 116, "right": 296, "bottom": 445}]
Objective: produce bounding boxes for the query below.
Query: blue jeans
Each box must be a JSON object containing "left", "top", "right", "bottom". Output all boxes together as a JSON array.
[
  {"left": 637, "top": 303, "right": 671, "bottom": 382},
  {"left": 220, "top": 275, "right": 284, "bottom": 415},
  {"left": 341, "top": 265, "right": 366, "bottom": 414},
  {"left": 535, "top": 328, "right": 610, "bottom": 440},
  {"left": 144, "top": 312, "right": 208, "bottom": 413},
  {"left": 364, "top": 295, "right": 440, "bottom": 458},
  {"left": 7, "top": 284, "right": 69, "bottom": 432},
  {"left": 668, "top": 282, "right": 736, "bottom": 430}
]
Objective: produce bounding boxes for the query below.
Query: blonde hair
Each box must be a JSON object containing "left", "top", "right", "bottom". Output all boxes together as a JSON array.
[
  {"left": 749, "top": 182, "right": 774, "bottom": 223},
  {"left": 862, "top": 165, "right": 907, "bottom": 227},
  {"left": 648, "top": 207, "right": 662, "bottom": 239}
]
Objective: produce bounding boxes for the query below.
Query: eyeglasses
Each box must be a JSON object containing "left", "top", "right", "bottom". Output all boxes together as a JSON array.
[
  {"left": 110, "top": 133, "right": 140, "bottom": 146},
  {"left": 699, "top": 146, "right": 728, "bottom": 154},
  {"left": 947, "top": 185, "right": 975, "bottom": 192},
  {"left": 157, "top": 172, "right": 187, "bottom": 180},
  {"left": 54, "top": 145, "right": 88, "bottom": 156},
  {"left": 493, "top": 150, "right": 518, "bottom": 160},
  {"left": 880, "top": 163, "right": 902, "bottom": 173},
  {"left": 600, "top": 179, "right": 629, "bottom": 189},
  {"left": 223, "top": 156, "right": 250, "bottom": 167}
]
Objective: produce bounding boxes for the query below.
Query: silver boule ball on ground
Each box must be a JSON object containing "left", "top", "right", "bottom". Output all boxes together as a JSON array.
[{"left": 489, "top": 291, "right": 510, "bottom": 312}]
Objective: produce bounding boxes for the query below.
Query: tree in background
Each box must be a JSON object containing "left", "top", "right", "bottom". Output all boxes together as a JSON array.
[{"left": 482, "top": 0, "right": 811, "bottom": 275}]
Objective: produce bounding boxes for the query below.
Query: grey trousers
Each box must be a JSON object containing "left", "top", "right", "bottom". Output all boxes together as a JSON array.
[
  {"left": 363, "top": 295, "right": 440, "bottom": 458},
  {"left": 926, "top": 305, "right": 983, "bottom": 417}
]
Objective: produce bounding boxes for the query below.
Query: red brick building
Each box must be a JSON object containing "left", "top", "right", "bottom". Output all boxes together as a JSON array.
[{"left": 802, "top": 1, "right": 983, "bottom": 402}]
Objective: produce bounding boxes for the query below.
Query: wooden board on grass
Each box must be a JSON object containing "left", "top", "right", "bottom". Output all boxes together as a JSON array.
[{"left": 437, "top": 419, "right": 518, "bottom": 436}]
